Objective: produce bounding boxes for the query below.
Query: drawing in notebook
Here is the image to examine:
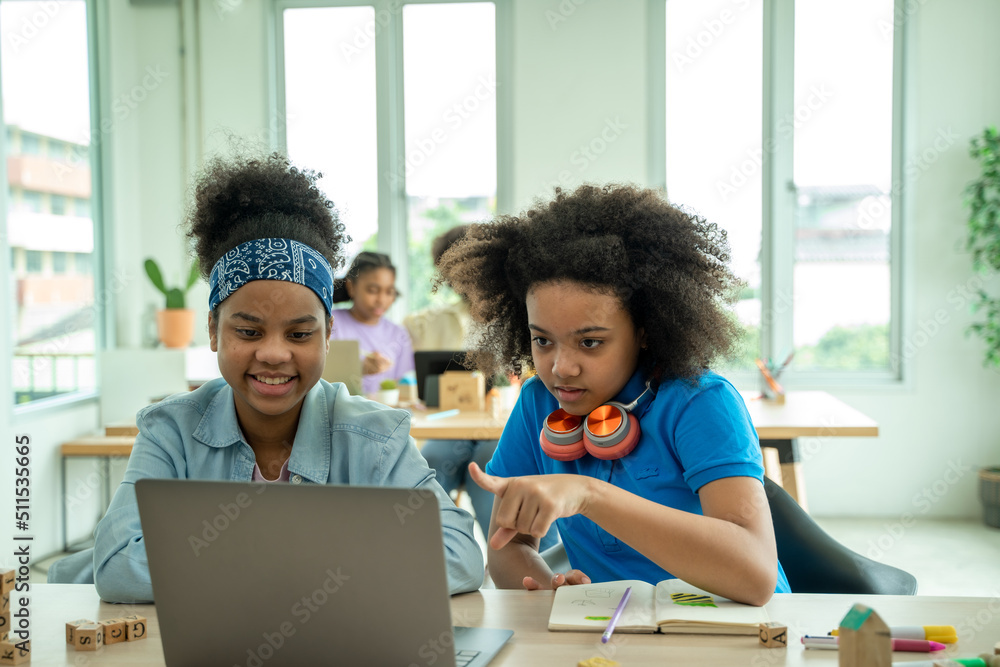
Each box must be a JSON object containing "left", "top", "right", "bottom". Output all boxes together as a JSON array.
[{"left": 548, "top": 579, "right": 769, "bottom": 636}]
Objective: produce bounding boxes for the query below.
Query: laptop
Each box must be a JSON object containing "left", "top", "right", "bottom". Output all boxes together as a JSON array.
[
  {"left": 414, "top": 351, "right": 494, "bottom": 405},
  {"left": 136, "top": 479, "right": 512, "bottom": 667},
  {"left": 323, "top": 339, "right": 363, "bottom": 395}
]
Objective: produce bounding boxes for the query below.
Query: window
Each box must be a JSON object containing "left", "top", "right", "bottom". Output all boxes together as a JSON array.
[
  {"left": 3, "top": 0, "right": 100, "bottom": 405},
  {"left": 73, "top": 197, "right": 91, "bottom": 218},
  {"left": 19, "top": 132, "right": 40, "bottom": 155},
  {"left": 281, "top": 5, "right": 379, "bottom": 261},
  {"left": 19, "top": 190, "right": 42, "bottom": 213},
  {"left": 25, "top": 250, "right": 42, "bottom": 273},
  {"left": 277, "top": 0, "right": 503, "bottom": 315},
  {"left": 74, "top": 251, "right": 92, "bottom": 275},
  {"left": 663, "top": 0, "right": 900, "bottom": 380}
]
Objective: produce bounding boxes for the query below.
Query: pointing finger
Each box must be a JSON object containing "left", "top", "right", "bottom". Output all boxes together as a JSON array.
[{"left": 468, "top": 462, "right": 508, "bottom": 496}]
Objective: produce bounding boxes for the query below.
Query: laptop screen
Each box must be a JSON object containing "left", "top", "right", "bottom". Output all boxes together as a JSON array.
[{"left": 414, "top": 350, "right": 472, "bottom": 401}]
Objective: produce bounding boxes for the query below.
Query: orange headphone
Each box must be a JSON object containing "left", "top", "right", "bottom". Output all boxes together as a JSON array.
[{"left": 539, "top": 383, "right": 652, "bottom": 461}]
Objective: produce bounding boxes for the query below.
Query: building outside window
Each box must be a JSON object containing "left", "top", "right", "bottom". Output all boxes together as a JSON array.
[{"left": 3, "top": 0, "right": 100, "bottom": 405}]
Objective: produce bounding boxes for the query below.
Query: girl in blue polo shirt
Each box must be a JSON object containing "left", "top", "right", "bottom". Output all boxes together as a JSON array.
[{"left": 436, "top": 183, "right": 790, "bottom": 605}]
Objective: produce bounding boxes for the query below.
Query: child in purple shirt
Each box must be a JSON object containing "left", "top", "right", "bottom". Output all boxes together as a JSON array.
[{"left": 330, "top": 252, "right": 415, "bottom": 395}]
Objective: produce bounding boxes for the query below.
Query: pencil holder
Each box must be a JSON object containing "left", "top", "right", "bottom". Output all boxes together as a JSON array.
[
  {"left": 761, "top": 386, "right": 786, "bottom": 405},
  {"left": 979, "top": 467, "right": 1000, "bottom": 529}
]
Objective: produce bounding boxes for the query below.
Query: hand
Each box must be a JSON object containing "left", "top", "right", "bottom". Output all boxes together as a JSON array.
[
  {"left": 362, "top": 351, "right": 392, "bottom": 375},
  {"left": 522, "top": 570, "right": 591, "bottom": 591},
  {"left": 468, "top": 463, "right": 593, "bottom": 550}
]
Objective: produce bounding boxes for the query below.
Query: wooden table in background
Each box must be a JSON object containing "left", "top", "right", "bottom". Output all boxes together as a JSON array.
[
  {"left": 410, "top": 391, "right": 879, "bottom": 510},
  {"left": 83, "top": 391, "right": 879, "bottom": 511},
  {"left": 24, "top": 585, "right": 997, "bottom": 666},
  {"left": 59, "top": 435, "right": 137, "bottom": 552},
  {"left": 741, "top": 391, "right": 879, "bottom": 511}
]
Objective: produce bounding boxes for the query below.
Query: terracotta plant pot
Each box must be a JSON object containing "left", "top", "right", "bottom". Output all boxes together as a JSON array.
[
  {"left": 981, "top": 467, "right": 1000, "bottom": 529},
  {"left": 156, "top": 309, "right": 195, "bottom": 348}
]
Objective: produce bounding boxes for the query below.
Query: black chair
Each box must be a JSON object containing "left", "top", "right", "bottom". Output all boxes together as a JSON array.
[
  {"left": 764, "top": 476, "right": 918, "bottom": 594},
  {"left": 541, "top": 478, "right": 918, "bottom": 595}
]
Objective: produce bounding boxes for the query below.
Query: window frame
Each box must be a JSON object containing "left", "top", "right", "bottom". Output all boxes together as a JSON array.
[
  {"left": 4, "top": 0, "right": 110, "bottom": 414},
  {"left": 653, "top": 0, "right": 909, "bottom": 388},
  {"left": 270, "top": 0, "right": 511, "bottom": 315}
]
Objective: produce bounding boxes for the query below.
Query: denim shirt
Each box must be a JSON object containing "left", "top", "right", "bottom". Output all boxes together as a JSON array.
[{"left": 93, "top": 378, "right": 484, "bottom": 603}]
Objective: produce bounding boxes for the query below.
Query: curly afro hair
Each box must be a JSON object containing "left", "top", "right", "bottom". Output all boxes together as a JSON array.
[
  {"left": 435, "top": 183, "right": 744, "bottom": 382},
  {"left": 186, "top": 152, "right": 348, "bottom": 281}
]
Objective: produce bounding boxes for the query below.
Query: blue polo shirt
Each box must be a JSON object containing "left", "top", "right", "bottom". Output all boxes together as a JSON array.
[{"left": 487, "top": 370, "right": 791, "bottom": 593}]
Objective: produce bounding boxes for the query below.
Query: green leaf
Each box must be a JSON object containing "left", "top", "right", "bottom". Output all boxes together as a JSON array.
[
  {"left": 144, "top": 258, "right": 167, "bottom": 294},
  {"left": 186, "top": 263, "right": 200, "bottom": 290}
]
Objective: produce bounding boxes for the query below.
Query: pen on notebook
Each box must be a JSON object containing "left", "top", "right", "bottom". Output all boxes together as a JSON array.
[
  {"left": 831, "top": 625, "right": 958, "bottom": 643},
  {"left": 601, "top": 587, "right": 631, "bottom": 644},
  {"left": 802, "top": 635, "right": 946, "bottom": 652},
  {"left": 425, "top": 409, "right": 461, "bottom": 421},
  {"left": 891, "top": 659, "right": 991, "bottom": 667}
]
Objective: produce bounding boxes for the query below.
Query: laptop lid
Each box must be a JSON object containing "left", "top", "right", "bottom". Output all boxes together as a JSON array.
[
  {"left": 137, "top": 479, "right": 498, "bottom": 667},
  {"left": 323, "top": 339, "right": 363, "bottom": 395},
  {"left": 415, "top": 350, "right": 497, "bottom": 403}
]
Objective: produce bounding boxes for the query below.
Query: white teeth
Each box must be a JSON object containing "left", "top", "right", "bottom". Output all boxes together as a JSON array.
[{"left": 255, "top": 376, "right": 291, "bottom": 385}]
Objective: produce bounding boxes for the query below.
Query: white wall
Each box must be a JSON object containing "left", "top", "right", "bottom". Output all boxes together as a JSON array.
[
  {"left": 9, "top": 0, "right": 1000, "bottom": 564},
  {"left": 510, "top": 1, "right": 650, "bottom": 209}
]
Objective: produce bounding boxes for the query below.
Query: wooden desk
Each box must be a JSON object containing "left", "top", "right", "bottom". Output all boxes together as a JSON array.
[
  {"left": 742, "top": 391, "right": 879, "bottom": 511},
  {"left": 24, "top": 585, "right": 1000, "bottom": 666},
  {"left": 409, "top": 410, "right": 508, "bottom": 440}
]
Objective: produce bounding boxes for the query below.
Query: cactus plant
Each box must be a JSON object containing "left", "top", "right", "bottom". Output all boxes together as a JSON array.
[{"left": 144, "top": 258, "right": 200, "bottom": 309}]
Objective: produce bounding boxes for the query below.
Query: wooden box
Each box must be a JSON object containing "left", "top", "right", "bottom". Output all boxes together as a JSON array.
[{"left": 439, "top": 371, "right": 485, "bottom": 412}]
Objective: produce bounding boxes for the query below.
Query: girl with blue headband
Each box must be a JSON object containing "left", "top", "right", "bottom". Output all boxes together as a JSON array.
[{"left": 93, "top": 153, "right": 483, "bottom": 602}]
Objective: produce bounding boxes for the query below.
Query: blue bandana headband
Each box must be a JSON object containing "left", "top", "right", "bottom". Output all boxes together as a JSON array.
[{"left": 208, "top": 238, "right": 334, "bottom": 315}]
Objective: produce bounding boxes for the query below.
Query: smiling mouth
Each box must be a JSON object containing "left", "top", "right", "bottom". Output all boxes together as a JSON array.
[{"left": 253, "top": 375, "right": 293, "bottom": 385}]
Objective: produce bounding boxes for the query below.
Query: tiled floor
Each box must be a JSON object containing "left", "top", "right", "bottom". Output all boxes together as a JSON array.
[{"left": 814, "top": 516, "right": 1000, "bottom": 598}]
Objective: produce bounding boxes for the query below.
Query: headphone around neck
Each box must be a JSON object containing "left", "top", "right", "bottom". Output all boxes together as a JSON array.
[{"left": 539, "top": 383, "right": 652, "bottom": 461}]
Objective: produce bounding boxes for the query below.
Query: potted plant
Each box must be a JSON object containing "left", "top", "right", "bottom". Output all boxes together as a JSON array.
[
  {"left": 963, "top": 126, "right": 1000, "bottom": 528},
  {"left": 145, "top": 258, "right": 200, "bottom": 349},
  {"left": 370, "top": 379, "right": 399, "bottom": 406}
]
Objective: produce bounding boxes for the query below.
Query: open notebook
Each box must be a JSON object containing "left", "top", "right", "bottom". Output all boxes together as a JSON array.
[{"left": 548, "top": 579, "right": 769, "bottom": 635}]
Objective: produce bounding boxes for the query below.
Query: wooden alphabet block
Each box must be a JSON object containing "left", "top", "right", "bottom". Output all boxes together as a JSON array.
[
  {"left": 759, "top": 621, "right": 787, "bottom": 647},
  {"left": 439, "top": 371, "right": 485, "bottom": 412},
  {"left": 577, "top": 657, "right": 619, "bottom": 667},
  {"left": 0, "top": 613, "right": 8, "bottom": 638},
  {"left": 126, "top": 616, "right": 147, "bottom": 641},
  {"left": 0, "top": 572, "right": 13, "bottom": 597},
  {"left": 0, "top": 594, "right": 7, "bottom": 614},
  {"left": 100, "top": 618, "right": 128, "bottom": 645},
  {"left": 65, "top": 618, "right": 93, "bottom": 644},
  {"left": 0, "top": 640, "right": 29, "bottom": 665},
  {"left": 73, "top": 623, "right": 103, "bottom": 651},
  {"left": 995, "top": 641, "right": 1000, "bottom": 655},
  {"left": 838, "top": 604, "right": 890, "bottom": 667}
]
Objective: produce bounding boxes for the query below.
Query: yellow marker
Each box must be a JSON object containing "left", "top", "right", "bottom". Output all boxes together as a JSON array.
[{"left": 830, "top": 625, "right": 957, "bottom": 644}]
